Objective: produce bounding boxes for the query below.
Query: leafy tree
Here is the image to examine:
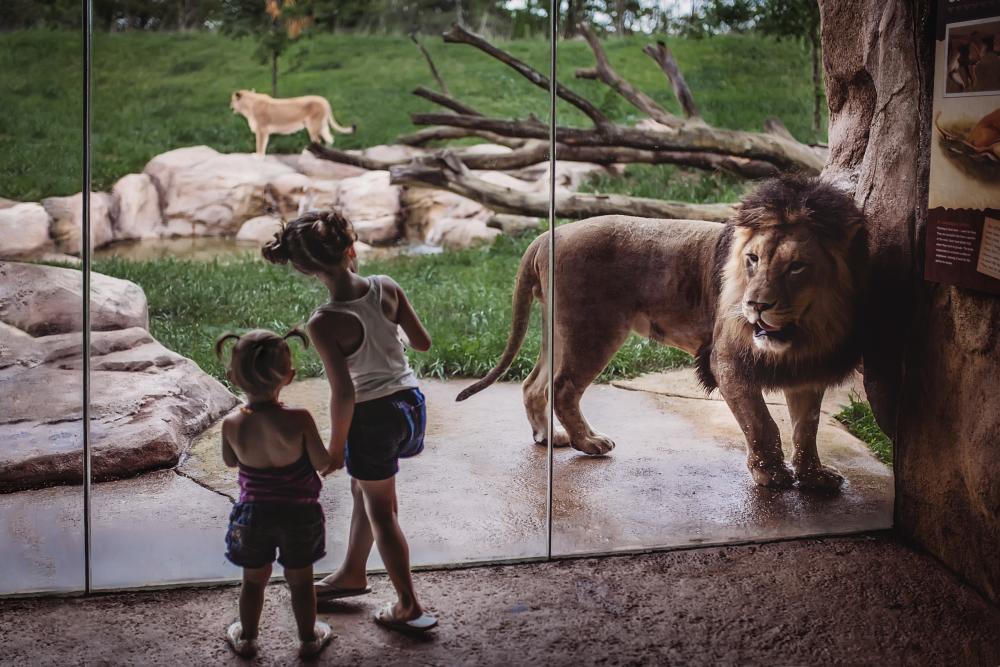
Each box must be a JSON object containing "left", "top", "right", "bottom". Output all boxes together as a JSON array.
[{"left": 222, "top": 0, "right": 314, "bottom": 96}]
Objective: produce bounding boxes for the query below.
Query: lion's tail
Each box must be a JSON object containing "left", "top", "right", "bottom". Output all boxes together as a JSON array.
[
  {"left": 328, "top": 111, "right": 356, "bottom": 135},
  {"left": 456, "top": 238, "right": 541, "bottom": 402}
]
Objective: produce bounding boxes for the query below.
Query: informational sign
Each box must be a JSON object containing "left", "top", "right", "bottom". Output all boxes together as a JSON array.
[{"left": 927, "top": 0, "right": 1000, "bottom": 294}]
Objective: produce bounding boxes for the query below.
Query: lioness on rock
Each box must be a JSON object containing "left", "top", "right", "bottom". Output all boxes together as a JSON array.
[
  {"left": 458, "top": 175, "right": 868, "bottom": 492},
  {"left": 230, "top": 89, "right": 355, "bottom": 156}
]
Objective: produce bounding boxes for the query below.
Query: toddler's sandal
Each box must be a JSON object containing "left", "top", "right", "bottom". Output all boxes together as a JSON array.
[
  {"left": 299, "top": 621, "right": 334, "bottom": 658},
  {"left": 225, "top": 621, "right": 258, "bottom": 657}
]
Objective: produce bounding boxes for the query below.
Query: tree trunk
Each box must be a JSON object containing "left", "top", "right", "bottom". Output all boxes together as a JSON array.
[
  {"left": 271, "top": 49, "right": 278, "bottom": 97},
  {"left": 810, "top": 25, "right": 821, "bottom": 135},
  {"left": 563, "top": 0, "right": 578, "bottom": 40},
  {"left": 821, "top": 0, "right": 1000, "bottom": 603}
]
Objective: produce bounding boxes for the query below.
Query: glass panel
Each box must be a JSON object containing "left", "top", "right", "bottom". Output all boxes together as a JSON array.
[
  {"left": 88, "top": 4, "right": 551, "bottom": 589},
  {"left": 0, "top": 4, "right": 87, "bottom": 595},
  {"left": 550, "top": 10, "right": 893, "bottom": 557}
]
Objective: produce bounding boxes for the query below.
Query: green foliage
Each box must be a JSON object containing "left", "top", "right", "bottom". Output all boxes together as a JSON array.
[
  {"left": 580, "top": 164, "right": 748, "bottom": 203},
  {"left": 0, "top": 30, "right": 827, "bottom": 200},
  {"left": 834, "top": 396, "right": 893, "bottom": 465},
  {"left": 92, "top": 231, "right": 691, "bottom": 388}
]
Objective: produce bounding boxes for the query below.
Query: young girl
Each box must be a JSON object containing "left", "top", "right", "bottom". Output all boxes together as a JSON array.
[
  {"left": 262, "top": 210, "right": 438, "bottom": 632},
  {"left": 217, "top": 329, "right": 335, "bottom": 658}
]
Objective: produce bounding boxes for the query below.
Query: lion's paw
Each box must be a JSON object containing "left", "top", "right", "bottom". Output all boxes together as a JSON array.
[
  {"left": 533, "top": 429, "right": 572, "bottom": 448},
  {"left": 573, "top": 433, "right": 616, "bottom": 456},
  {"left": 749, "top": 461, "right": 795, "bottom": 489},
  {"left": 795, "top": 465, "right": 845, "bottom": 493}
]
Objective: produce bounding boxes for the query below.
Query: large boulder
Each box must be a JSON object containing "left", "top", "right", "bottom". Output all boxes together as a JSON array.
[
  {"left": 42, "top": 192, "right": 116, "bottom": 255},
  {"left": 0, "top": 264, "right": 237, "bottom": 490},
  {"left": 112, "top": 173, "right": 164, "bottom": 240},
  {"left": 425, "top": 217, "right": 501, "bottom": 250},
  {"left": 143, "top": 146, "right": 301, "bottom": 236},
  {"left": 337, "top": 170, "right": 401, "bottom": 245},
  {"left": 0, "top": 262, "right": 147, "bottom": 335},
  {"left": 0, "top": 203, "right": 53, "bottom": 258},
  {"left": 236, "top": 215, "right": 283, "bottom": 244},
  {"left": 401, "top": 187, "right": 489, "bottom": 243},
  {"left": 286, "top": 148, "right": 367, "bottom": 180}
]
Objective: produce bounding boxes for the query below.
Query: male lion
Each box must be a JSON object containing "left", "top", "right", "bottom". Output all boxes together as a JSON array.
[
  {"left": 230, "top": 89, "right": 356, "bottom": 156},
  {"left": 458, "top": 176, "right": 867, "bottom": 492}
]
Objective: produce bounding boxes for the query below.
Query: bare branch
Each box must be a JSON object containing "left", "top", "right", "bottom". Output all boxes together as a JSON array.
[
  {"left": 410, "top": 33, "right": 450, "bottom": 96},
  {"left": 643, "top": 40, "right": 700, "bottom": 120},
  {"left": 413, "top": 85, "right": 483, "bottom": 116},
  {"left": 442, "top": 23, "right": 613, "bottom": 129},
  {"left": 411, "top": 112, "right": 825, "bottom": 173},
  {"left": 396, "top": 126, "right": 528, "bottom": 148},
  {"left": 390, "top": 156, "right": 735, "bottom": 222},
  {"left": 575, "top": 24, "right": 683, "bottom": 129}
]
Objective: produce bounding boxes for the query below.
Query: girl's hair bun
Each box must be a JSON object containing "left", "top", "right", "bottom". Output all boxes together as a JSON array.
[{"left": 261, "top": 232, "right": 290, "bottom": 265}]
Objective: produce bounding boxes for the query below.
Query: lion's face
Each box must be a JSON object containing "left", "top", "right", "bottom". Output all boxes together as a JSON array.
[
  {"left": 735, "top": 225, "right": 837, "bottom": 353},
  {"left": 230, "top": 90, "right": 252, "bottom": 114},
  {"left": 718, "top": 206, "right": 861, "bottom": 363}
]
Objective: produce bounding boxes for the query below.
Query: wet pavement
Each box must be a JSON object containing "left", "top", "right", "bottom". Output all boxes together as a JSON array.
[{"left": 0, "top": 373, "right": 891, "bottom": 594}]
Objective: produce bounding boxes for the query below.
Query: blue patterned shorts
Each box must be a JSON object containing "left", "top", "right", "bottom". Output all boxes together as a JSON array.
[{"left": 346, "top": 388, "right": 426, "bottom": 481}]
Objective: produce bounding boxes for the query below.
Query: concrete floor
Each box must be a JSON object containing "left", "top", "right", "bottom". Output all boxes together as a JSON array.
[
  {"left": 0, "top": 372, "right": 891, "bottom": 594},
  {"left": 1, "top": 534, "right": 998, "bottom": 666}
]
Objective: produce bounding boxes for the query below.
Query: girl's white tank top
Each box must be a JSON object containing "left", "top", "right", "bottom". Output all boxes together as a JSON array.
[{"left": 314, "top": 275, "right": 418, "bottom": 403}]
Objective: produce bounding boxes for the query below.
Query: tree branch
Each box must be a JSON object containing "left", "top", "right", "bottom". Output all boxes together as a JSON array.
[
  {"left": 410, "top": 33, "right": 450, "bottom": 96},
  {"left": 396, "top": 126, "right": 528, "bottom": 148},
  {"left": 442, "top": 23, "right": 613, "bottom": 130},
  {"left": 575, "top": 24, "right": 683, "bottom": 129},
  {"left": 411, "top": 112, "right": 826, "bottom": 173},
  {"left": 643, "top": 40, "right": 700, "bottom": 120},
  {"left": 413, "top": 85, "right": 483, "bottom": 116},
  {"left": 389, "top": 156, "right": 735, "bottom": 222}
]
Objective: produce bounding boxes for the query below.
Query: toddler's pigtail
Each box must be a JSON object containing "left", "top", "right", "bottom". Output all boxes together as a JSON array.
[
  {"left": 283, "top": 327, "right": 310, "bottom": 350},
  {"left": 215, "top": 332, "right": 241, "bottom": 360}
]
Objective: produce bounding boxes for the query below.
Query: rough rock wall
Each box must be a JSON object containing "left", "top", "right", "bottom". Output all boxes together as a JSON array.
[{"left": 821, "top": 0, "right": 1000, "bottom": 602}]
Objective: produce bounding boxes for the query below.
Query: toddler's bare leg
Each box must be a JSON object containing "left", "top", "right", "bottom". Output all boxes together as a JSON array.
[
  {"left": 240, "top": 565, "right": 271, "bottom": 639},
  {"left": 284, "top": 566, "right": 318, "bottom": 642},
  {"left": 359, "top": 477, "right": 423, "bottom": 621}
]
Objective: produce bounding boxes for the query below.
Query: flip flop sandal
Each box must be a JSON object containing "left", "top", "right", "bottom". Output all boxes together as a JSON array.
[
  {"left": 299, "top": 621, "right": 334, "bottom": 659},
  {"left": 314, "top": 581, "right": 372, "bottom": 599},
  {"left": 373, "top": 603, "right": 438, "bottom": 632},
  {"left": 225, "top": 621, "right": 258, "bottom": 658}
]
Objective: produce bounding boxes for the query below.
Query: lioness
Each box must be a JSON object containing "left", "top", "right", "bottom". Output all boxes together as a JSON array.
[
  {"left": 230, "top": 89, "right": 356, "bottom": 156},
  {"left": 458, "top": 176, "right": 867, "bottom": 492}
]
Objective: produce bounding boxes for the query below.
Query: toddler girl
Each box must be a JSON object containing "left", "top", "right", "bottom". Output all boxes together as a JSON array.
[{"left": 217, "top": 328, "right": 334, "bottom": 657}]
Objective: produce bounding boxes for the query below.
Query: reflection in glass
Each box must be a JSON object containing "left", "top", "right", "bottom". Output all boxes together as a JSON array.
[
  {"left": 0, "top": 4, "right": 86, "bottom": 595},
  {"left": 87, "top": 3, "right": 553, "bottom": 588}
]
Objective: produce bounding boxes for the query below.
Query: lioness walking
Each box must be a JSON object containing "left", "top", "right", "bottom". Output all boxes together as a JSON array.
[{"left": 230, "top": 89, "right": 356, "bottom": 156}]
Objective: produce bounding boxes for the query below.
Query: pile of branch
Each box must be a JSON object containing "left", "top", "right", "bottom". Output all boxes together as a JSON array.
[{"left": 310, "top": 25, "right": 826, "bottom": 222}]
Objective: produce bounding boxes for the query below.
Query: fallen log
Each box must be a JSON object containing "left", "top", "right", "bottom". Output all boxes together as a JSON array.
[
  {"left": 389, "top": 156, "right": 735, "bottom": 222},
  {"left": 311, "top": 139, "right": 777, "bottom": 179}
]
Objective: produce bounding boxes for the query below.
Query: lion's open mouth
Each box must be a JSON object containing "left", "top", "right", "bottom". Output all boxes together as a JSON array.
[{"left": 752, "top": 321, "right": 794, "bottom": 343}]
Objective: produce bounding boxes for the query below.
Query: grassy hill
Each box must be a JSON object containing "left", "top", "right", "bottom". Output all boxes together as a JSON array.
[{"left": 1, "top": 29, "right": 825, "bottom": 200}]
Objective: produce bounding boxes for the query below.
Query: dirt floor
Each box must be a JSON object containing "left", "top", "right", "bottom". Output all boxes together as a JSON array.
[{"left": 1, "top": 533, "right": 998, "bottom": 666}]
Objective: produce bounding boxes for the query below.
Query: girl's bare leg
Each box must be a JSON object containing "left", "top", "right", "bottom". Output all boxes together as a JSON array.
[
  {"left": 284, "top": 565, "right": 319, "bottom": 641},
  {"left": 359, "top": 477, "right": 422, "bottom": 620},
  {"left": 318, "top": 478, "right": 374, "bottom": 589},
  {"left": 240, "top": 565, "right": 271, "bottom": 639}
]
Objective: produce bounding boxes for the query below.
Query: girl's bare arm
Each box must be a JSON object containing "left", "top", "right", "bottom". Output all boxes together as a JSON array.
[
  {"left": 298, "top": 410, "right": 332, "bottom": 472},
  {"left": 307, "top": 313, "right": 356, "bottom": 472},
  {"left": 384, "top": 277, "right": 432, "bottom": 352},
  {"left": 221, "top": 419, "right": 239, "bottom": 468}
]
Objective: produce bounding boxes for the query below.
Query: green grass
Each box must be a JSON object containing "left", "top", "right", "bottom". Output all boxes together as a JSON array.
[
  {"left": 1, "top": 30, "right": 825, "bottom": 200},
  {"left": 93, "top": 232, "right": 690, "bottom": 388},
  {"left": 580, "top": 163, "right": 748, "bottom": 203},
  {"left": 834, "top": 396, "right": 893, "bottom": 465}
]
